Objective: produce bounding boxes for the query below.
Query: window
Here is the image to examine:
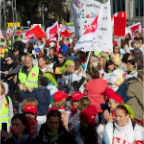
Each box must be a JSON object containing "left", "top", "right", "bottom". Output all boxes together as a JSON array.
[
  {"left": 135, "top": 0, "right": 143, "bottom": 17},
  {"left": 112, "top": 0, "right": 125, "bottom": 14}
]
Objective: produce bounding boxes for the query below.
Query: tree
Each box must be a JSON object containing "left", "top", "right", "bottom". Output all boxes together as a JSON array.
[{"left": 17, "top": 14, "right": 22, "bottom": 25}]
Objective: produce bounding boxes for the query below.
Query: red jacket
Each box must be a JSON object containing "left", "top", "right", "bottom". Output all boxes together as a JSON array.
[{"left": 83, "top": 78, "right": 109, "bottom": 113}]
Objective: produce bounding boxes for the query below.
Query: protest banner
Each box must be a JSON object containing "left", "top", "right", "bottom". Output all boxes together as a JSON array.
[
  {"left": 72, "top": 0, "right": 112, "bottom": 52},
  {"left": 114, "top": 16, "right": 126, "bottom": 36},
  {"left": 31, "top": 25, "right": 46, "bottom": 39},
  {"left": 46, "top": 21, "right": 60, "bottom": 41},
  {"left": 128, "top": 22, "right": 141, "bottom": 38}
]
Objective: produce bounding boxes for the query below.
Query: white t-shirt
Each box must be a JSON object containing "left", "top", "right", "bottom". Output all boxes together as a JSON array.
[{"left": 41, "top": 67, "right": 46, "bottom": 72}]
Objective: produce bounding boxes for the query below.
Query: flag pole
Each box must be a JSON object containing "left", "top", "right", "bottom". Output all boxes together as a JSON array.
[{"left": 84, "top": 45, "right": 93, "bottom": 72}]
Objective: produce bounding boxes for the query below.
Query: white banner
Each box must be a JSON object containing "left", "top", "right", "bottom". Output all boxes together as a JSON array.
[
  {"left": 128, "top": 22, "right": 141, "bottom": 38},
  {"left": 72, "top": 0, "right": 112, "bottom": 52},
  {"left": 74, "top": 5, "right": 104, "bottom": 50}
]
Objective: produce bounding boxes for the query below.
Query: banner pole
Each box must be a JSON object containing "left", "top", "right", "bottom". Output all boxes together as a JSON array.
[{"left": 84, "top": 45, "right": 93, "bottom": 72}]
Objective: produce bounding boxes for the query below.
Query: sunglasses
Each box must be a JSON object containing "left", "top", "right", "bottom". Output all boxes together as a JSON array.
[{"left": 57, "top": 57, "right": 63, "bottom": 59}]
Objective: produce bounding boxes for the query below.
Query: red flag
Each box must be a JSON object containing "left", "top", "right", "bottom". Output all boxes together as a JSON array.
[{"left": 46, "top": 21, "right": 60, "bottom": 40}]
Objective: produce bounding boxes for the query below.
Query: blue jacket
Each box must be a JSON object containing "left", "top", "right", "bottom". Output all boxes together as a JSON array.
[
  {"left": 61, "top": 44, "right": 67, "bottom": 55},
  {"left": 20, "top": 86, "right": 50, "bottom": 115}
]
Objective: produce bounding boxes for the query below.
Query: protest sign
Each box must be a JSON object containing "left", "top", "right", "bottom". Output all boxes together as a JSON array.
[
  {"left": 72, "top": 0, "right": 112, "bottom": 52},
  {"left": 46, "top": 21, "right": 60, "bottom": 41},
  {"left": 128, "top": 22, "right": 141, "bottom": 38},
  {"left": 114, "top": 16, "right": 126, "bottom": 36},
  {"left": 31, "top": 25, "right": 46, "bottom": 39}
]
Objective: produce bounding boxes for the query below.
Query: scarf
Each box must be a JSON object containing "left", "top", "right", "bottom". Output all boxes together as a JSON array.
[
  {"left": 48, "top": 129, "right": 58, "bottom": 137},
  {"left": 128, "top": 68, "right": 134, "bottom": 74},
  {"left": 108, "top": 70, "right": 113, "bottom": 73},
  {"left": 12, "top": 134, "right": 29, "bottom": 144},
  {"left": 27, "top": 119, "right": 38, "bottom": 138}
]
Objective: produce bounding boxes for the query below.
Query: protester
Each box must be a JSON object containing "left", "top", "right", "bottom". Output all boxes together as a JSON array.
[
  {"left": 19, "top": 76, "right": 50, "bottom": 124},
  {"left": 1, "top": 114, "right": 37, "bottom": 144},
  {"left": 38, "top": 55, "right": 53, "bottom": 73},
  {"left": 37, "top": 110, "right": 76, "bottom": 144},
  {"left": 83, "top": 67, "right": 109, "bottom": 114},
  {"left": 48, "top": 47, "right": 57, "bottom": 63},
  {"left": 110, "top": 45, "right": 123, "bottom": 68},
  {"left": 0, "top": 82, "right": 13, "bottom": 131},
  {"left": 125, "top": 60, "right": 138, "bottom": 79},
  {"left": 75, "top": 105, "right": 99, "bottom": 144},
  {"left": 119, "top": 53, "right": 130, "bottom": 71},
  {"left": 104, "top": 104, "right": 143, "bottom": 143},
  {"left": 23, "top": 104, "right": 41, "bottom": 138},
  {"left": 1, "top": 54, "right": 17, "bottom": 110},
  {"left": 59, "top": 40, "right": 67, "bottom": 55},
  {"left": 53, "top": 51, "right": 66, "bottom": 80}
]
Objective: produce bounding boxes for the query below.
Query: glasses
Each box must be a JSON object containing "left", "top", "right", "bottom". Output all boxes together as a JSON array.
[
  {"left": 57, "top": 57, "right": 63, "bottom": 59},
  {"left": 47, "top": 121, "right": 59, "bottom": 125}
]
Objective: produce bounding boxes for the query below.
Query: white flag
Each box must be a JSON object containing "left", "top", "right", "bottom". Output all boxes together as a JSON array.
[
  {"left": 72, "top": 0, "right": 112, "bottom": 52},
  {"left": 74, "top": 5, "right": 104, "bottom": 50},
  {"left": 60, "top": 25, "right": 75, "bottom": 33}
]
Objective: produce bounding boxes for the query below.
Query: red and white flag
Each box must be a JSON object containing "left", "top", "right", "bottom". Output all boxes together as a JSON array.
[
  {"left": 128, "top": 22, "right": 141, "bottom": 38},
  {"left": 46, "top": 21, "right": 60, "bottom": 41},
  {"left": 22, "top": 28, "right": 35, "bottom": 43},
  {"left": 74, "top": 5, "right": 104, "bottom": 50}
]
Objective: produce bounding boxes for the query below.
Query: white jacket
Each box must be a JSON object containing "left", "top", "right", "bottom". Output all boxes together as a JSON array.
[
  {"left": 100, "top": 69, "right": 125, "bottom": 91},
  {"left": 105, "top": 119, "right": 143, "bottom": 144}
]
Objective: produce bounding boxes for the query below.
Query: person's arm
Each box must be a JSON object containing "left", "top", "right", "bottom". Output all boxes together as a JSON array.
[
  {"left": 4, "top": 63, "right": 24, "bottom": 76},
  {"left": 74, "top": 76, "right": 85, "bottom": 89}
]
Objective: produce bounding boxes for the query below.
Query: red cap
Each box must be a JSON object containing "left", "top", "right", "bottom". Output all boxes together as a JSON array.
[
  {"left": 80, "top": 105, "right": 98, "bottom": 125},
  {"left": 103, "top": 88, "right": 116, "bottom": 100},
  {"left": 24, "top": 105, "right": 37, "bottom": 115},
  {"left": 109, "top": 94, "right": 124, "bottom": 104},
  {"left": 71, "top": 92, "right": 84, "bottom": 101},
  {"left": 53, "top": 91, "right": 69, "bottom": 102}
]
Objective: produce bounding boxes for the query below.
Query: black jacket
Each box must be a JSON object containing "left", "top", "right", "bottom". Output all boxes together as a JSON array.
[
  {"left": 1, "top": 62, "right": 17, "bottom": 89},
  {"left": 37, "top": 123, "right": 76, "bottom": 144},
  {"left": 53, "top": 60, "right": 65, "bottom": 80}
]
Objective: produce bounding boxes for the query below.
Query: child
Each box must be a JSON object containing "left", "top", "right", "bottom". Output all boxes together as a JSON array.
[{"left": 21, "top": 98, "right": 41, "bottom": 138}]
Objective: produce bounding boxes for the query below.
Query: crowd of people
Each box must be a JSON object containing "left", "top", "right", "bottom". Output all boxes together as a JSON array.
[{"left": 0, "top": 29, "right": 144, "bottom": 144}]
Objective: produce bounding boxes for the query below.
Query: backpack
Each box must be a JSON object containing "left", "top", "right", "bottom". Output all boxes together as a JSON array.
[
  {"left": 113, "top": 121, "right": 136, "bottom": 133},
  {"left": 5, "top": 96, "right": 9, "bottom": 106},
  {"left": 116, "top": 83, "right": 130, "bottom": 103}
]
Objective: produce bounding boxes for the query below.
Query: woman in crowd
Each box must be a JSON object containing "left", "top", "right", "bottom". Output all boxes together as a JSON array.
[
  {"left": 103, "top": 60, "right": 125, "bottom": 91},
  {"left": 83, "top": 67, "right": 109, "bottom": 114},
  {"left": 60, "top": 60, "right": 86, "bottom": 97},
  {"left": 49, "top": 47, "right": 57, "bottom": 63},
  {"left": 0, "top": 82, "right": 13, "bottom": 131},
  {"left": 49, "top": 90, "right": 69, "bottom": 112},
  {"left": 119, "top": 53, "right": 131, "bottom": 71},
  {"left": 110, "top": 45, "right": 123, "bottom": 68},
  {"left": 37, "top": 110, "right": 76, "bottom": 144},
  {"left": 121, "top": 38, "right": 130, "bottom": 53},
  {"left": 98, "top": 56, "right": 107, "bottom": 78},
  {"left": 1, "top": 114, "right": 36, "bottom": 144},
  {"left": 104, "top": 104, "right": 143, "bottom": 143},
  {"left": 75, "top": 105, "right": 99, "bottom": 144},
  {"left": 125, "top": 60, "right": 138, "bottom": 79}
]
